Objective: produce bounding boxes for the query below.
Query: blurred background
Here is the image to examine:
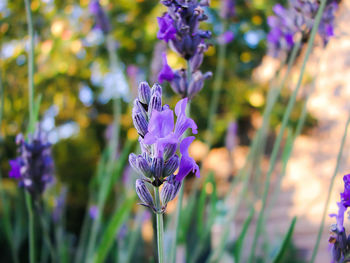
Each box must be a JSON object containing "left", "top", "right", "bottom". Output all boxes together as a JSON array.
[{"left": 1, "top": 0, "right": 350, "bottom": 262}]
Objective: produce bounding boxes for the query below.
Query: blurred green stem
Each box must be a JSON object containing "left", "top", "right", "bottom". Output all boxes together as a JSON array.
[
  {"left": 37, "top": 204, "right": 56, "bottom": 263},
  {"left": 248, "top": 1, "right": 328, "bottom": 261},
  {"left": 25, "top": 192, "right": 35, "bottom": 263},
  {"left": 24, "top": 0, "right": 35, "bottom": 132},
  {"left": 311, "top": 115, "right": 350, "bottom": 262},
  {"left": 154, "top": 187, "right": 164, "bottom": 263},
  {"left": 206, "top": 21, "right": 227, "bottom": 148},
  {"left": 208, "top": 38, "right": 301, "bottom": 263}
]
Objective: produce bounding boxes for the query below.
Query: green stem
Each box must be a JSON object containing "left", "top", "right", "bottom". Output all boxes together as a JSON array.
[
  {"left": 311, "top": 115, "right": 350, "bottom": 262},
  {"left": 248, "top": 1, "right": 328, "bottom": 261},
  {"left": 24, "top": 0, "right": 35, "bottom": 132},
  {"left": 206, "top": 22, "right": 227, "bottom": 148},
  {"left": 25, "top": 192, "right": 35, "bottom": 263},
  {"left": 208, "top": 39, "right": 301, "bottom": 263},
  {"left": 37, "top": 205, "right": 56, "bottom": 263},
  {"left": 154, "top": 187, "right": 164, "bottom": 263},
  {"left": 169, "top": 184, "right": 184, "bottom": 263}
]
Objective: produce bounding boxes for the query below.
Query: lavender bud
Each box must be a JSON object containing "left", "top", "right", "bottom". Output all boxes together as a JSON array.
[
  {"left": 151, "top": 157, "right": 164, "bottom": 179},
  {"left": 132, "top": 113, "right": 148, "bottom": 138},
  {"left": 170, "top": 69, "right": 187, "bottom": 97},
  {"left": 190, "top": 44, "right": 206, "bottom": 72},
  {"left": 163, "top": 143, "right": 177, "bottom": 160},
  {"left": 129, "top": 153, "right": 139, "bottom": 173},
  {"left": 187, "top": 71, "right": 212, "bottom": 99},
  {"left": 148, "top": 92, "right": 162, "bottom": 118},
  {"left": 135, "top": 179, "right": 155, "bottom": 208},
  {"left": 151, "top": 83, "right": 162, "bottom": 96},
  {"left": 133, "top": 99, "right": 148, "bottom": 121},
  {"left": 331, "top": 243, "right": 341, "bottom": 262},
  {"left": 138, "top": 82, "right": 151, "bottom": 105},
  {"left": 163, "top": 155, "right": 179, "bottom": 177},
  {"left": 140, "top": 138, "right": 152, "bottom": 155},
  {"left": 136, "top": 155, "right": 151, "bottom": 178},
  {"left": 160, "top": 181, "right": 175, "bottom": 205}
]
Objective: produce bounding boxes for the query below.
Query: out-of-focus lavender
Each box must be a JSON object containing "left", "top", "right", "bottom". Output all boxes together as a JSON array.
[
  {"left": 129, "top": 82, "right": 200, "bottom": 213},
  {"left": 329, "top": 174, "right": 350, "bottom": 262},
  {"left": 267, "top": 0, "right": 338, "bottom": 57},
  {"left": 220, "top": 0, "right": 235, "bottom": 19},
  {"left": 53, "top": 187, "right": 68, "bottom": 223},
  {"left": 89, "top": 205, "right": 99, "bottom": 220},
  {"left": 157, "top": 0, "right": 212, "bottom": 99},
  {"left": 9, "top": 129, "right": 54, "bottom": 199},
  {"left": 218, "top": 31, "right": 235, "bottom": 45},
  {"left": 89, "top": 0, "right": 111, "bottom": 35},
  {"left": 225, "top": 122, "right": 238, "bottom": 152}
]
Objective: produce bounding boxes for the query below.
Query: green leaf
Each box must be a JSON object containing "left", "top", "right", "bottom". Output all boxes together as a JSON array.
[
  {"left": 272, "top": 216, "right": 297, "bottom": 263},
  {"left": 93, "top": 196, "right": 135, "bottom": 263},
  {"left": 233, "top": 207, "right": 254, "bottom": 263}
]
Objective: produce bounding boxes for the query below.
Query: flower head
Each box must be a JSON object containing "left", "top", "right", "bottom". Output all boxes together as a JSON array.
[
  {"left": 9, "top": 129, "right": 54, "bottom": 199},
  {"left": 130, "top": 82, "right": 199, "bottom": 212},
  {"left": 89, "top": 0, "right": 111, "bottom": 35}
]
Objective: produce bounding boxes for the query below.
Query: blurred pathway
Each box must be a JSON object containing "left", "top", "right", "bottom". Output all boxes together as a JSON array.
[{"left": 206, "top": 1, "right": 350, "bottom": 261}]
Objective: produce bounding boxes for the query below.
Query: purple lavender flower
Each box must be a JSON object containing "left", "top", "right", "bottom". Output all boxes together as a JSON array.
[
  {"left": 9, "top": 130, "right": 54, "bottom": 199},
  {"left": 220, "top": 0, "right": 235, "bottom": 19},
  {"left": 89, "top": 0, "right": 111, "bottom": 35},
  {"left": 157, "top": 0, "right": 212, "bottom": 99},
  {"left": 217, "top": 31, "right": 235, "bottom": 45},
  {"left": 318, "top": 2, "right": 338, "bottom": 45},
  {"left": 158, "top": 53, "right": 175, "bottom": 84},
  {"left": 329, "top": 174, "right": 350, "bottom": 262},
  {"left": 225, "top": 121, "right": 238, "bottom": 152},
  {"left": 130, "top": 82, "right": 199, "bottom": 213},
  {"left": 89, "top": 205, "right": 99, "bottom": 220},
  {"left": 157, "top": 13, "right": 176, "bottom": 43}
]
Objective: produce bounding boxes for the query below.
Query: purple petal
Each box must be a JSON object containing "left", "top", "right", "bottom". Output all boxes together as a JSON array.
[
  {"left": 146, "top": 109, "right": 174, "bottom": 139},
  {"left": 157, "top": 13, "right": 176, "bottom": 43},
  {"left": 9, "top": 158, "right": 21, "bottom": 179},
  {"left": 174, "top": 98, "right": 198, "bottom": 136},
  {"left": 158, "top": 53, "right": 175, "bottom": 84},
  {"left": 175, "top": 136, "right": 200, "bottom": 181}
]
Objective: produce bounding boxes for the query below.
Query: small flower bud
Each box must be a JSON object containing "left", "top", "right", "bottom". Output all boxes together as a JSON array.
[
  {"left": 163, "top": 155, "right": 179, "bottom": 177},
  {"left": 170, "top": 69, "right": 187, "bottom": 96},
  {"left": 161, "top": 181, "right": 175, "bottom": 205},
  {"left": 151, "top": 83, "right": 162, "bottom": 96},
  {"left": 187, "top": 70, "right": 212, "bottom": 99},
  {"left": 148, "top": 92, "right": 162, "bottom": 118},
  {"left": 137, "top": 155, "right": 151, "bottom": 178},
  {"left": 129, "top": 153, "right": 139, "bottom": 173},
  {"left": 132, "top": 112, "right": 148, "bottom": 137},
  {"left": 151, "top": 157, "right": 164, "bottom": 179},
  {"left": 163, "top": 143, "right": 177, "bottom": 160},
  {"left": 135, "top": 179, "right": 155, "bottom": 208},
  {"left": 138, "top": 82, "right": 151, "bottom": 105}
]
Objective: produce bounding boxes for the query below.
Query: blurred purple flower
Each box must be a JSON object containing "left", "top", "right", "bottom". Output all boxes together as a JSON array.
[
  {"left": 52, "top": 187, "right": 67, "bottom": 223},
  {"left": 9, "top": 158, "right": 21, "bottom": 179},
  {"left": 158, "top": 53, "right": 174, "bottom": 84},
  {"left": 220, "top": 0, "right": 235, "bottom": 19},
  {"left": 176, "top": 136, "right": 199, "bottom": 181},
  {"left": 218, "top": 31, "right": 235, "bottom": 45},
  {"left": 89, "top": 205, "right": 99, "bottom": 220},
  {"left": 89, "top": 0, "right": 111, "bottom": 35},
  {"left": 225, "top": 122, "right": 238, "bottom": 152},
  {"left": 9, "top": 130, "right": 54, "bottom": 199},
  {"left": 157, "top": 13, "right": 176, "bottom": 43}
]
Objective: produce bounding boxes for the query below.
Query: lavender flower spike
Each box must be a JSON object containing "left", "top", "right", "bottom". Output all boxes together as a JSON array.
[
  {"left": 130, "top": 82, "right": 199, "bottom": 213},
  {"left": 329, "top": 174, "right": 350, "bottom": 262},
  {"left": 9, "top": 128, "right": 54, "bottom": 199},
  {"left": 89, "top": 0, "right": 111, "bottom": 35}
]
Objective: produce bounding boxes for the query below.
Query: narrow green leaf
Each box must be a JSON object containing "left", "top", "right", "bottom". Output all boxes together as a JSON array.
[
  {"left": 272, "top": 216, "right": 297, "bottom": 263},
  {"left": 93, "top": 196, "right": 135, "bottom": 263},
  {"left": 233, "top": 207, "right": 254, "bottom": 263}
]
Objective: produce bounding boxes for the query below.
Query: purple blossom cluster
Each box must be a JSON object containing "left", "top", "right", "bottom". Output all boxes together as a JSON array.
[
  {"left": 267, "top": 0, "right": 338, "bottom": 57},
  {"left": 220, "top": 0, "right": 236, "bottom": 19},
  {"left": 157, "top": 0, "right": 212, "bottom": 99},
  {"left": 89, "top": 0, "right": 111, "bottom": 35},
  {"left": 329, "top": 174, "right": 350, "bottom": 262},
  {"left": 9, "top": 130, "right": 54, "bottom": 199},
  {"left": 130, "top": 82, "right": 199, "bottom": 213}
]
